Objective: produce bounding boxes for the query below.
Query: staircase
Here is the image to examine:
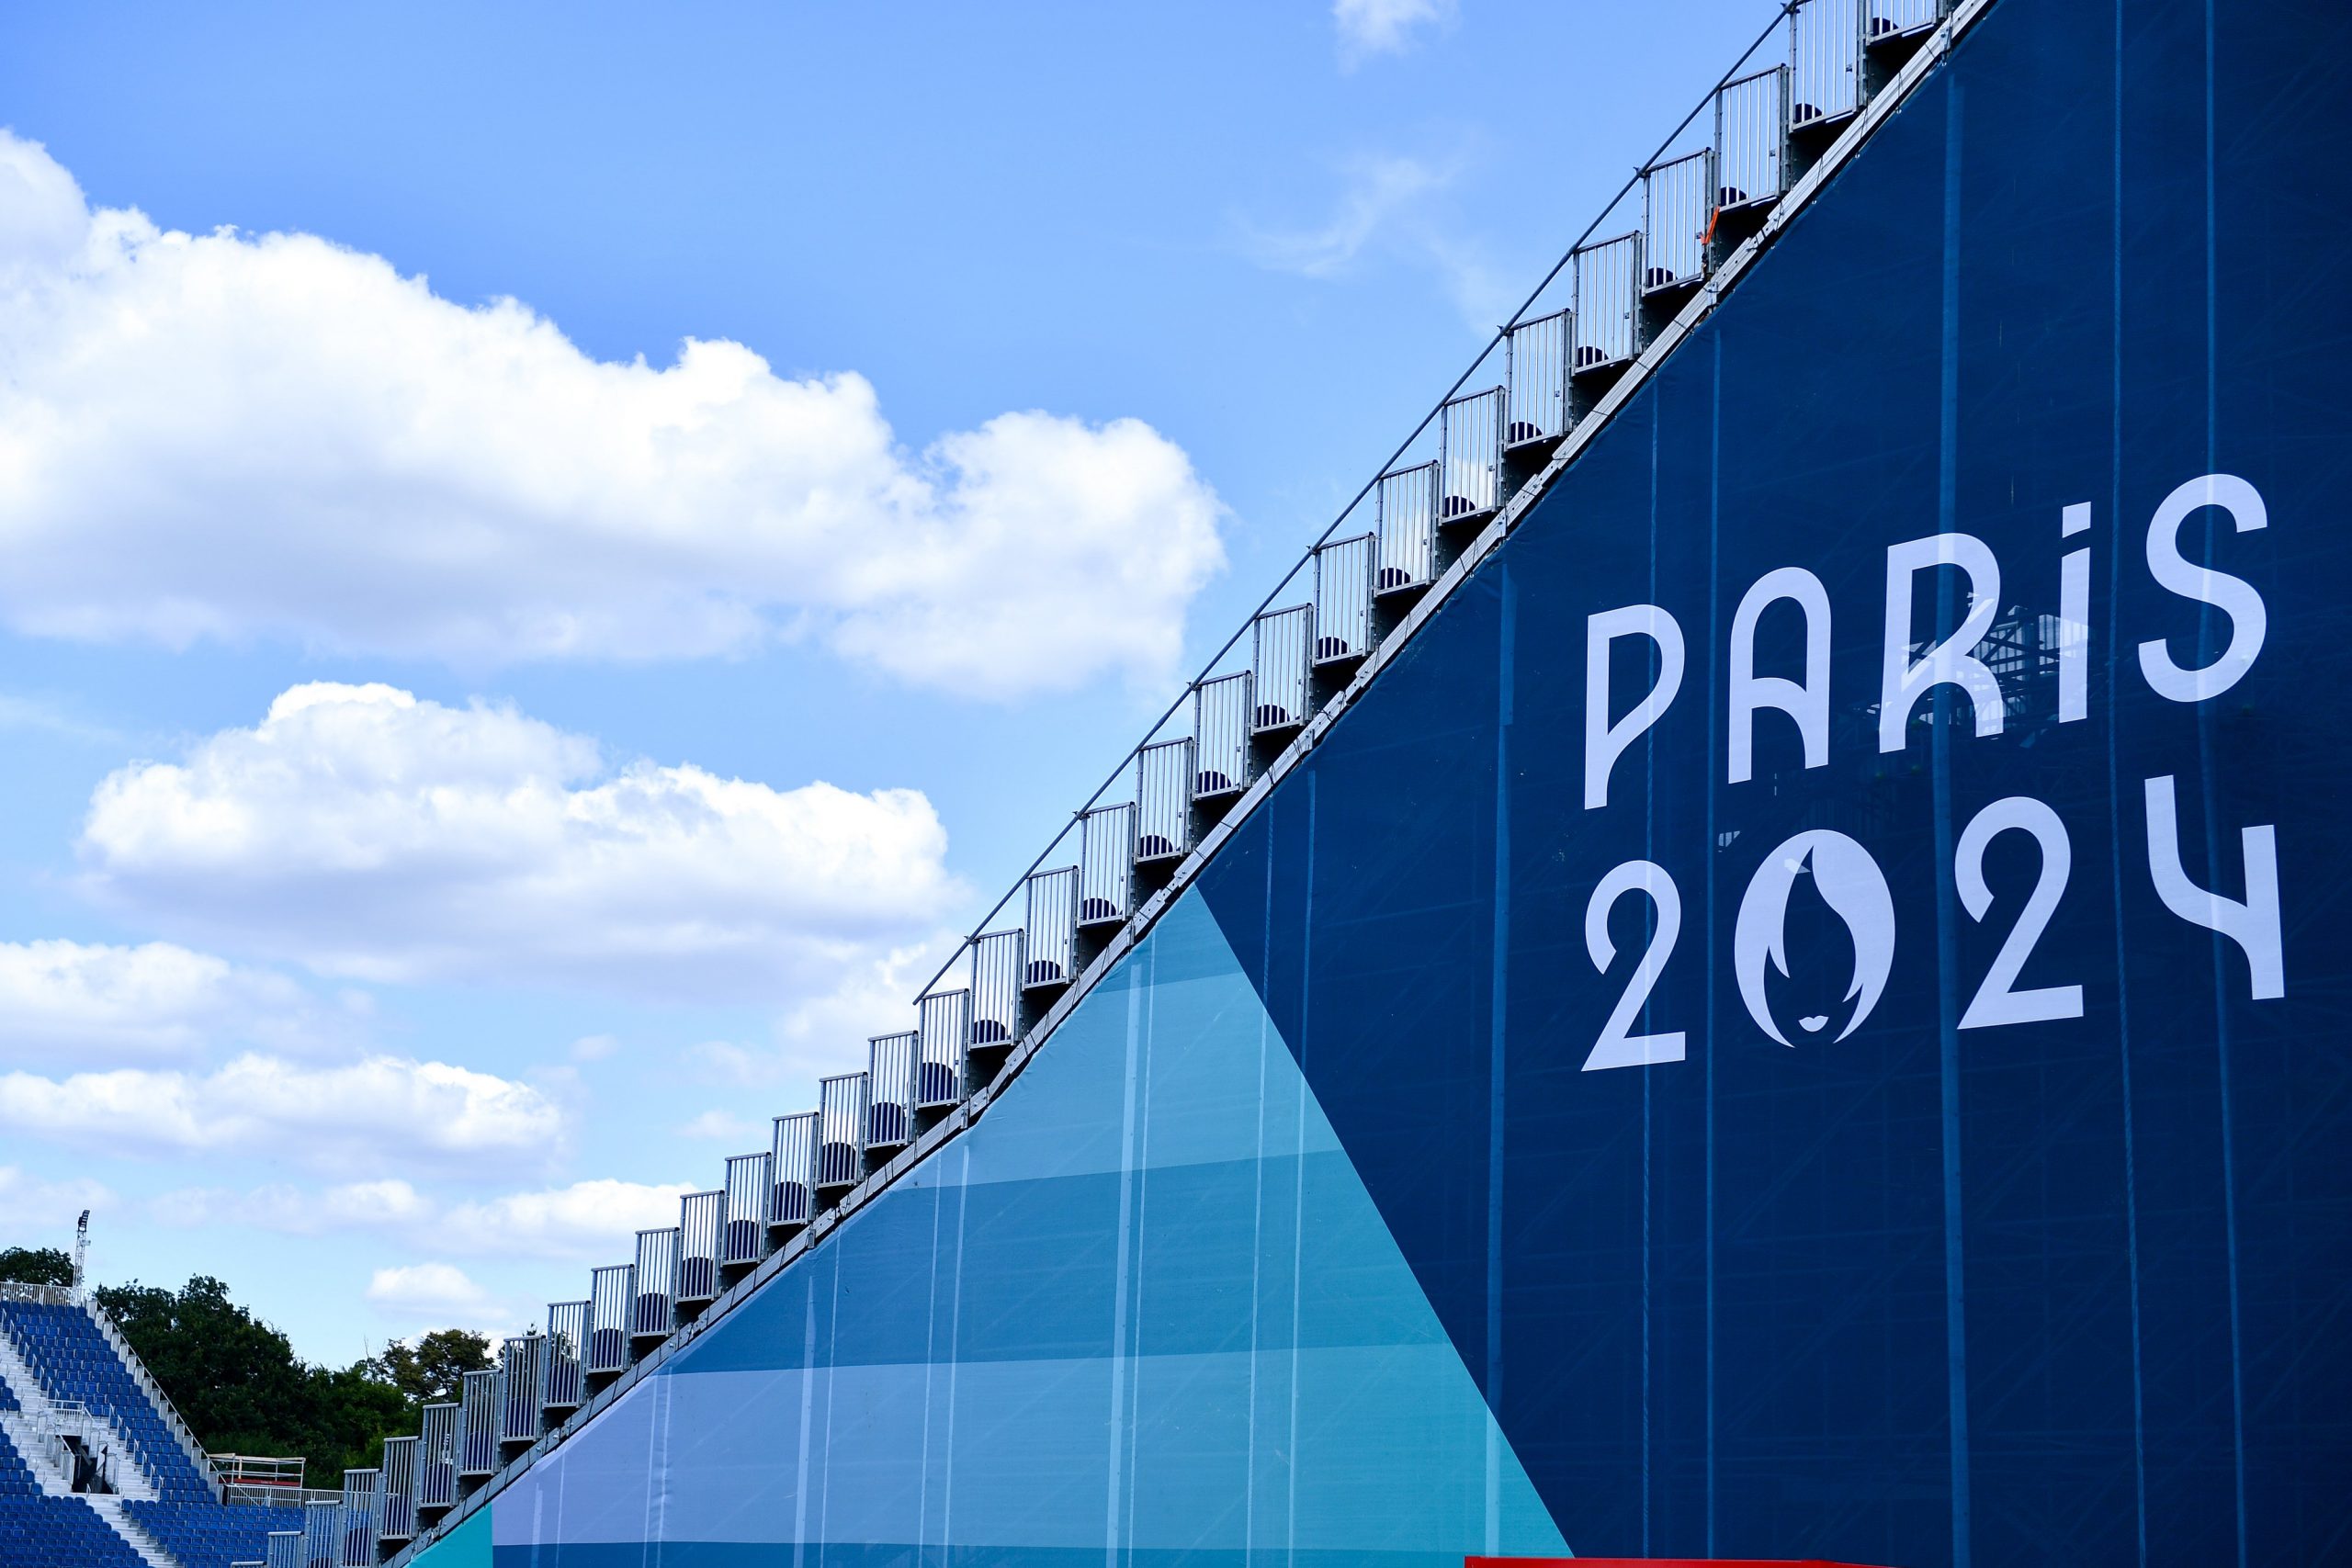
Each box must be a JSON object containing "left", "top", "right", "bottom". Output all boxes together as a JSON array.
[
  {"left": 87, "top": 1494, "right": 183, "bottom": 1568},
  {"left": 0, "top": 1317, "right": 179, "bottom": 1564}
]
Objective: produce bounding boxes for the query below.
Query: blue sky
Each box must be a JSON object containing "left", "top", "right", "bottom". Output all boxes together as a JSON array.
[{"left": 0, "top": 0, "right": 1775, "bottom": 1362}]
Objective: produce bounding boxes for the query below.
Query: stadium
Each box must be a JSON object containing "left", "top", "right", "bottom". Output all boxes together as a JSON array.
[{"left": 4, "top": 0, "right": 2347, "bottom": 1562}]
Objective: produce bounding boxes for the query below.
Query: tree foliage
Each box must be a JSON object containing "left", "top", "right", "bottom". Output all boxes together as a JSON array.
[
  {"left": 79, "top": 1270, "right": 491, "bottom": 1488},
  {"left": 0, "top": 1246, "right": 74, "bottom": 1287},
  {"left": 364, "top": 1327, "right": 493, "bottom": 1410}
]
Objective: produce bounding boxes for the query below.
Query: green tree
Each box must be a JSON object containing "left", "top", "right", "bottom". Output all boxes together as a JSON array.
[
  {"left": 99, "top": 1277, "right": 310, "bottom": 1444},
  {"left": 95, "top": 1274, "right": 492, "bottom": 1489},
  {"left": 0, "top": 1246, "right": 74, "bottom": 1286},
  {"left": 365, "top": 1328, "right": 493, "bottom": 1410}
]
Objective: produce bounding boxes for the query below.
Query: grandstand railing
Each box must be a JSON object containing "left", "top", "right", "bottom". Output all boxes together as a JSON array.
[
  {"left": 214, "top": 1454, "right": 305, "bottom": 1491},
  {"left": 916, "top": 990, "right": 969, "bottom": 1113},
  {"left": 0, "top": 1283, "right": 74, "bottom": 1306},
  {"left": 539, "top": 1303, "right": 585, "bottom": 1417},
  {"left": 768, "top": 1112, "right": 816, "bottom": 1231},
  {"left": 720, "top": 1154, "right": 771, "bottom": 1269},
  {"left": 302, "top": 1498, "right": 337, "bottom": 1568},
  {"left": 379, "top": 1437, "right": 417, "bottom": 1541},
  {"left": 383, "top": 1, "right": 1992, "bottom": 1560},
  {"left": 676, "top": 1190, "right": 723, "bottom": 1308},
  {"left": 340, "top": 1468, "right": 381, "bottom": 1567},
  {"left": 86, "top": 1297, "right": 222, "bottom": 1500}
]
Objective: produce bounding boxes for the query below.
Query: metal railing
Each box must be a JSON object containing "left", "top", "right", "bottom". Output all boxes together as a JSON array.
[
  {"left": 878, "top": 0, "right": 1920, "bottom": 1073},
  {"left": 413, "top": 1404, "right": 455, "bottom": 1509},
  {"left": 1078, "top": 804, "right": 1136, "bottom": 928},
  {"left": 1439, "top": 389, "right": 1503, "bottom": 521},
  {"left": 1643, "top": 149, "right": 1714, "bottom": 290},
  {"left": 1871, "top": 0, "right": 1942, "bottom": 39},
  {"left": 301, "top": 1500, "right": 337, "bottom": 1568},
  {"left": 1313, "top": 536, "right": 1374, "bottom": 662},
  {"left": 628, "top": 1230, "right": 677, "bottom": 1339},
  {"left": 1504, "top": 310, "right": 1570, "bottom": 447},
  {"left": 213, "top": 1453, "right": 305, "bottom": 1491},
  {"left": 379, "top": 1438, "right": 416, "bottom": 1541},
  {"left": 1022, "top": 868, "right": 1078, "bottom": 987},
  {"left": 1791, "top": 0, "right": 1863, "bottom": 128},
  {"left": 720, "top": 1154, "right": 770, "bottom": 1267},
  {"left": 1715, "top": 66, "right": 1791, "bottom": 213},
  {"left": 0, "top": 1281, "right": 74, "bottom": 1305},
  {"left": 339, "top": 1469, "right": 381, "bottom": 1568},
  {"left": 540, "top": 1303, "right": 585, "bottom": 1413},
  {"left": 1374, "top": 463, "right": 1439, "bottom": 595},
  {"left": 498, "top": 1337, "right": 543, "bottom": 1443},
  {"left": 866, "top": 1031, "right": 916, "bottom": 1152},
  {"left": 969, "top": 931, "right": 1023, "bottom": 1047},
  {"left": 1136, "top": 738, "right": 1194, "bottom": 863},
  {"left": 916, "top": 990, "right": 969, "bottom": 1110},
  {"left": 1250, "top": 608, "right": 1311, "bottom": 729},
  {"left": 817, "top": 1073, "right": 867, "bottom": 1188},
  {"left": 1573, "top": 231, "right": 1643, "bottom": 369},
  {"left": 457, "top": 1371, "right": 498, "bottom": 1477},
  {"left": 87, "top": 1297, "right": 220, "bottom": 1497},
  {"left": 676, "top": 1190, "right": 722, "bottom": 1304},
  {"left": 585, "top": 1266, "right": 632, "bottom": 1375},
  {"left": 1193, "top": 675, "right": 1251, "bottom": 795},
  {"left": 769, "top": 1112, "right": 816, "bottom": 1227}
]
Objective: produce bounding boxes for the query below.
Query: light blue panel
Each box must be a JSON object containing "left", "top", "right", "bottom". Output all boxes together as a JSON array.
[
  {"left": 956, "top": 895, "right": 1340, "bottom": 1190},
  {"left": 489, "top": 1349, "right": 1551, "bottom": 1555},
  {"left": 485, "top": 890, "right": 1566, "bottom": 1562}
]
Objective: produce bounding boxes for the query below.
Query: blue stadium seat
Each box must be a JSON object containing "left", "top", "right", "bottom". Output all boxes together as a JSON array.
[
  {"left": 0, "top": 1301, "right": 217, "bottom": 1503},
  {"left": 0, "top": 1495, "right": 150, "bottom": 1566},
  {"left": 123, "top": 1498, "right": 293, "bottom": 1568},
  {"left": 0, "top": 1426, "right": 41, "bottom": 1497}
]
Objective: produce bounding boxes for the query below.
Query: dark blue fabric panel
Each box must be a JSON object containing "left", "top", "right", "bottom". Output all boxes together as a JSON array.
[{"left": 1196, "top": 0, "right": 2352, "bottom": 1563}]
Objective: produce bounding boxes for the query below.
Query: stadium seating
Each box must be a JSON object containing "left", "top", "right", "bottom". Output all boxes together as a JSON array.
[
  {"left": 0, "top": 1295, "right": 305, "bottom": 1564},
  {"left": 0, "top": 1494, "right": 149, "bottom": 1566},
  {"left": 0, "top": 1298, "right": 216, "bottom": 1502},
  {"left": 0, "top": 1426, "right": 40, "bottom": 1498},
  {"left": 124, "top": 1497, "right": 294, "bottom": 1568}
]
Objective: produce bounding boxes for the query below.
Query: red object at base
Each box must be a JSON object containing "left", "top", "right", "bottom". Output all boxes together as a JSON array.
[{"left": 1468, "top": 1559, "right": 1898, "bottom": 1568}]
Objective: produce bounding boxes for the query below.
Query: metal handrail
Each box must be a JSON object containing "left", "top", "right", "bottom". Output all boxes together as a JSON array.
[
  {"left": 909, "top": 0, "right": 1809, "bottom": 1007},
  {"left": 86, "top": 1296, "right": 223, "bottom": 1498},
  {"left": 0, "top": 1281, "right": 75, "bottom": 1305}
]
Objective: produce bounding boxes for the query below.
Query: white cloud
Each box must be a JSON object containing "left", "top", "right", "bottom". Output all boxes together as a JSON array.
[
  {"left": 676, "top": 1110, "right": 764, "bottom": 1145},
  {"left": 1241, "top": 156, "right": 1451, "bottom": 279},
  {"left": 438, "top": 1179, "right": 695, "bottom": 1261},
  {"left": 1238, "top": 152, "right": 1510, "bottom": 329},
  {"left": 365, "top": 1261, "right": 489, "bottom": 1316},
  {"left": 1333, "top": 0, "right": 1457, "bottom": 66},
  {"left": 567, "top": 1034, "right": 618, "bottom": 1064},
  {"left": 0, "top": 939, "right": 329, "bottom": 1067},
  {"left": 0, "top": 1165, "right": 115, "bottom": 1230},
  {"left": 148, "top": 1176, "right": 693, "bottom": 1266},
  {"left": 0, "top": 131, "right": 1226, "bottom": 698},
  {"left": 0, "top": 1053, "right": 563, "bottom": 1170},
  {"left": 77, "top": 681, "right": 963, "bottom": 1000},
  {"left": 151, "top": 1179, "right": 434, "bottom": 1235}
]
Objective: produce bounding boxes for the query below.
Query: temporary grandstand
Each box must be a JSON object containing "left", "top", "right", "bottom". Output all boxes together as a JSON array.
[
  {"left": 24, "top": 0, "right": 2350, "bottom": 1559},
  {"left": 0, "top": 1283, "right": 309, "bottom": 1568}
]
